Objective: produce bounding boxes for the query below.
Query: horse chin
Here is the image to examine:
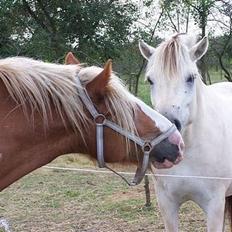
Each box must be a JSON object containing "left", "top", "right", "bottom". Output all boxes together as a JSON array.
[
  {"left": 152, "top": 155, "right": 183, "bottom": 169},
  {"left": 152, "top": 159, "right": 174, "bottom": 169}
]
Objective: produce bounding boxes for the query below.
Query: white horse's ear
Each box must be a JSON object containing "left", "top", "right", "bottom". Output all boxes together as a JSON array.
[
  {"left": 139, "top": 40, "right": 155, "bottom": 60},
  {"left": 190, "top": 36, "right": 208, "bottom": 61}
]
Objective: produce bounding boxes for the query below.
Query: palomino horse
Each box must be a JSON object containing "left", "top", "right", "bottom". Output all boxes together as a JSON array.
[
  {"left": 0, "top": 54, "right": 184, "bottom": 191},
  {"left": 139, "top": 33, "right": 232, "bottom": 231}
]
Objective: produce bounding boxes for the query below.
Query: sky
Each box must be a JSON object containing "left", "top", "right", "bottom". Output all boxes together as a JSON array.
[{"left": 134, "top": 0, "right": 229, "bottom": 38}]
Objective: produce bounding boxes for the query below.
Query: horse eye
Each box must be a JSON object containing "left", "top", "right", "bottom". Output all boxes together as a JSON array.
[
  {"left": 147, "top": 78, "right": 154, "bottom": 85},
  {"left": 186, "top": 75, "right": 195, "bottom": 84}
]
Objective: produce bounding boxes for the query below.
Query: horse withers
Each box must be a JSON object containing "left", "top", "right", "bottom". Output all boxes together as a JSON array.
[
  {"left": 0, "top": 54, "right": 184, "bottom": 191},
  {"left": 140, "top": 33, "right": 232, "bottom": 231}
]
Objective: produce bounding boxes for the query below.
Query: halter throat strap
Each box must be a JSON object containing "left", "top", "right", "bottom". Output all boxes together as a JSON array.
[{"left": 75, "top": 75, "right": 176, "bottom": 186}]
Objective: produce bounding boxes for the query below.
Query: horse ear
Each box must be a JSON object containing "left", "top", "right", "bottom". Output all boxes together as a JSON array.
[
  {"left": 190, "top": 36, "right": 208, "bottom": 61},
  {"left": 86, "top": 59, "right": 112, "bottom": 96},
  {"left": 65, "top": 52, "right": 80, "bottom": 64},
  {"left": 139, "top": 40, "right": 155, "bottom": 60}
]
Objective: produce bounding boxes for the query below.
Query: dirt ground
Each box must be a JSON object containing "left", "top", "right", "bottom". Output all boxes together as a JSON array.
[{"left": 0, "top": 156, "right": 229, "bottom": 232}]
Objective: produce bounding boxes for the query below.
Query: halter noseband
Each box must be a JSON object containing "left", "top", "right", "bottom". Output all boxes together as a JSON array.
[{"left": 75, "top": 75, "right": 176, "bottom": 186}]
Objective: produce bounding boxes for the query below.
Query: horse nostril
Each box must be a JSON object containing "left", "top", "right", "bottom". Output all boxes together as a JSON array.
[
  {"left": 150, "top": 138, "right": 180, "bottom": 164},
  {"left": 173, "top": 119, "right": 181, "bottom": 131}
]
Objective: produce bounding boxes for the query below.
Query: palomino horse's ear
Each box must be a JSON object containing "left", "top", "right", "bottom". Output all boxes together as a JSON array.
[
  {"left": 139, "top": 40, "right": 155, "bottom": 60},
  {"left": 189, "top": 36, "right": 208, "bottom": 62},
  {"left": 86, "top": 59, "right": 112, "bottom": 96},
  {"left": 65, "top": 52, "right": 80, "bottom": 64}
]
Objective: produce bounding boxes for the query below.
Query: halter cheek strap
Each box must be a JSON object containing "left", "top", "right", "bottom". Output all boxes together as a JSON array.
[{"left": 75, "top": 75, "right": 176, "bottom": 186}]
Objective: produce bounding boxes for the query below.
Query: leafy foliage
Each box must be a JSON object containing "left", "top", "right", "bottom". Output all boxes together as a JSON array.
[{"left": 0, "top": 0, "right": 138, "bottom": 63}]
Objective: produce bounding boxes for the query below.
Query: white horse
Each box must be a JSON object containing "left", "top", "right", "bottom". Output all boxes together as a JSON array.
[{"left": 139, "top": 33, "right": 232, "bottom": 232}]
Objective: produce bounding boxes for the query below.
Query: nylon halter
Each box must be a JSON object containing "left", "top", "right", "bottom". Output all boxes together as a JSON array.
[{"left": 75, "top": 75, "right": 176, "bottom": 186}]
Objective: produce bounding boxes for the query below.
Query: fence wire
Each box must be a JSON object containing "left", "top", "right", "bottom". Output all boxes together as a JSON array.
[{"left": 44, "top": 166, "right": 232, "bottom": 181}]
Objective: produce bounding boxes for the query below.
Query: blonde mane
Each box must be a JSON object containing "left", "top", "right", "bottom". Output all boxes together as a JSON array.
[
  {"left": 152, "top": 34, "right": 189, "bottom": 79},
  {"left": 0, "top": 57, "right": 136, "bottom": 138}
]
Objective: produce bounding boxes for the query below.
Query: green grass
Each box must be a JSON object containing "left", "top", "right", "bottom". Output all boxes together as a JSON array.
[
  {"left": 209, "top": 69, "right": 224, "bottom": 83},
  {"left": 1, "top": 154, "right": 230, "bottom": 232},
  {"left": 0, "top": 166, "right": 213, "bottom": 232},
  {"left": 137, "top": 79, "right": 152, "bottom": 106}
]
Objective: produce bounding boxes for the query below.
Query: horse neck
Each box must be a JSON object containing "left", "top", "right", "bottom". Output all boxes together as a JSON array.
[{"left": 0, "top": 97, "right": 88, "bottom": 190}]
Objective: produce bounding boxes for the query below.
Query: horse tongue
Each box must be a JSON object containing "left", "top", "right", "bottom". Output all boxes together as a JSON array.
[{"left": 152, "top": 159, "right": 174, "bottom": 169}]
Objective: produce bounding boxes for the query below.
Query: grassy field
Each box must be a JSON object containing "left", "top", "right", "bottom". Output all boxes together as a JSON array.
[{"left": 0, "top": 156, "right": 209, "bottom": 232}]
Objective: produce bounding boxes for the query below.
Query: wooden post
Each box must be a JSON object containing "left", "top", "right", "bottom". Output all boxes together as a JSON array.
[{"left": 144, "top": 175, "right": 151, "bottom": 208}]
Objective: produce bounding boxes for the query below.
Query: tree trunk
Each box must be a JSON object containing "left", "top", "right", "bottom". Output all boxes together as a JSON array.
[
  {"left": 134, "top": 59, "right": 146, "bottom": 96},
  {"left": 218, "top": 54, "right": 232, "bottom": 82},
  {"left": 198, "top": 58, "right": 207, "bottom": 84}
]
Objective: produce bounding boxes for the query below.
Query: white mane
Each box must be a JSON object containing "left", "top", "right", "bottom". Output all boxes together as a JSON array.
[{"left": 147, "top": 34, "right": 195, "bottom": 80}]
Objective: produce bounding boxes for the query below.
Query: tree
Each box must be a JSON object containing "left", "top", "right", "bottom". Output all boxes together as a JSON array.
[
  {"left": 210, "top": 1, "right": 232, "bottom": 81},
  {"left": 156, "top": 0, "right": 217, "bottom": 83},
  {"left": 0, "top": 0, "right": 138, "bottom": 63},
  {"left": 182, "top": 0, "right": 216, "bottom": 83}
]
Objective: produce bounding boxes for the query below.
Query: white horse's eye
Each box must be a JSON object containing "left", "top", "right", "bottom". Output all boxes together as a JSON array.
[
  {"left": 186, "top": 75, "right": 195, "bottom": 84},
  {"left": 147, "top": 77, "right": 154, "bottom": 85}
]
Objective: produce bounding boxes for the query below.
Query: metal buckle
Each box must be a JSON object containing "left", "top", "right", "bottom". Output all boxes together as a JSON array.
[
  {"left": 94, "top": 114, "right": 106, "bottom": 125},
  {"left": 142, "top": 142, "right": 152, "bottom": 153}
]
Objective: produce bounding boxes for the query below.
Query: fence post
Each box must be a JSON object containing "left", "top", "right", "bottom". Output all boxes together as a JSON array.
[{"left": 144, "top": 175, "right": 151, "bottom": 208}]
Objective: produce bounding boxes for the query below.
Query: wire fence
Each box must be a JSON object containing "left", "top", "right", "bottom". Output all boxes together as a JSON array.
[{"left": 44, "top": 166, "right": 232, "bottom": 181}]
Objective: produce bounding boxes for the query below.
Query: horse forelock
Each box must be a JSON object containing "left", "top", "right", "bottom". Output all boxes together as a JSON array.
[
  {"left": 151, "top": 34, "right": 189, "bottom": 80},
  {"left": 0, "top": 57, "right": 137, "bottom": 142}
]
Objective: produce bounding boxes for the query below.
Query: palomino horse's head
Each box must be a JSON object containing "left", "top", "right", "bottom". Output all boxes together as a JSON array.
[
  {"left": 139, "top": 33, "right": 208, "bottom": 132},
  {"left": 0, "top": 55, "right": 184, "bottom": 189},
  {"left": 65, "top": 53, "right": 184, "bottom": 170}
]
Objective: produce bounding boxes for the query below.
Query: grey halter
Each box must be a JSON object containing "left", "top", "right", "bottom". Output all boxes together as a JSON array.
[{"left": 75, "top": 76, "right": 176, "bottom": 186}]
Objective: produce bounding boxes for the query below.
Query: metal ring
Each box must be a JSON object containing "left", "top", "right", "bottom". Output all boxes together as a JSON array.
[
  {"left": 142, "top": 142, "right": 152, "bottom": 153},
  {"left": 94, "top": 114, "right": 106, "bottom": 125}
]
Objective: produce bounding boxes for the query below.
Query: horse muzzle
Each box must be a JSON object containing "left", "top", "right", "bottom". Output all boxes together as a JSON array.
[{"left": 151, "top": 130, "right": 184, "bottom": 169}]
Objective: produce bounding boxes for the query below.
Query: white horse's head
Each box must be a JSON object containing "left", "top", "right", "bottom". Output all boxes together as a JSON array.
[{"left": 139, "top": 33, "right": 208, "bottom": 131}]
